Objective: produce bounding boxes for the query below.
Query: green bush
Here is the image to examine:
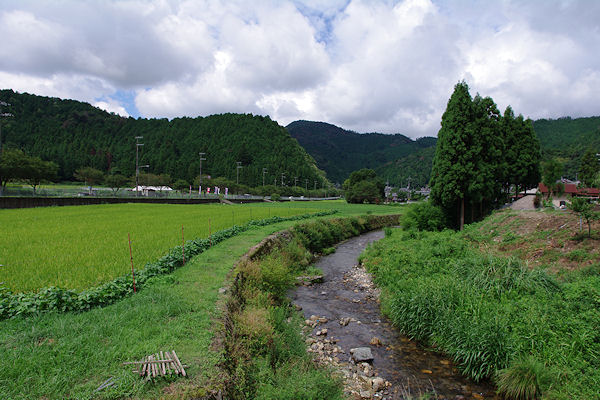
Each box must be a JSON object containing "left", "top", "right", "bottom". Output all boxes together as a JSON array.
[
  {"left": 270, "top": 193, "right": 281, "bottom": 201},
  {"left": 402, "top": 202, "right": 448, "bottom": 231}
]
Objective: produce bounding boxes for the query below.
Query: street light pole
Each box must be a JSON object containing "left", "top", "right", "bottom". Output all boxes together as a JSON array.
[
  {"left": 262, "top": 168, "right": 267, "bottom": 187},
  {"left": 294, "top": 176, "right": 298, "bottom": 187},
  {"left": 199, "top": 152, "right": 206, "bottom": 195},
  {"left": 281, "top": 173, "right": 285, "bottom": 186},
  {"left": 135, "top": 136, "right": 144, "bottom": 197},
  {"left": 236, "top": 161, "right": 242, "bottom": 185}
]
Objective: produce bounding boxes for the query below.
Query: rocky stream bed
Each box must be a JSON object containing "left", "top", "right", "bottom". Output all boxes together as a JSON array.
[{"left": 291, "top": 230, "right": 500, "bottom": 400}]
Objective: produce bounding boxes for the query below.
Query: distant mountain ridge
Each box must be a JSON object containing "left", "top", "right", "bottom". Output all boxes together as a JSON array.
[
  {"left": 288, "top": 116, "right": 600, "bottom": 187},
  {"left": 286, "top": 120, "right": 436, "bottom": 186}
]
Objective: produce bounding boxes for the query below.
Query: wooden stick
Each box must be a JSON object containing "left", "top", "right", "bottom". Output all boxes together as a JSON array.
[
  {"left": 169, "top": 351, "right": 179, "bottom": 374},
  {"left": 172, "top": 350, "right": 187, "bottom": 377},
  {"left": 123, "top": 359, "right": 176, "bottom": 365},
  {"left": 160, "top": 351, "right": 166, "bottom": 375},
  {"left": 128, "top": 233, "right": 136, "bottom": 293},
  {"left": 181, "top": 225, "right": 186, "bottom": 265}
]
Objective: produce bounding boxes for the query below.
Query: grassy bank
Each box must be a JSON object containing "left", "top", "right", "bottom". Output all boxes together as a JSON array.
[
  {"left": 221, "top": 214, "right": 400, "bottom": 399},
  {"left": 360, "top": 223, "right": 600, "bottom": 399},
  {"left": 0, "top": 202, "right": 402, "bottom": 399}
]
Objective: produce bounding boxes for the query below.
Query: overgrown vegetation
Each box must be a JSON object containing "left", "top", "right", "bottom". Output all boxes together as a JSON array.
[
  {"left": 360, "top": 225, "right": 600, "bottom": 399},
  {"left": 221, "top": 214, "right": 399, "bottom": 399}
]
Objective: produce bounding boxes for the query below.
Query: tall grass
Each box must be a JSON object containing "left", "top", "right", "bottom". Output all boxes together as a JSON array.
[{"left": 361, "top": 228, "right": 600, "bottom": 399}]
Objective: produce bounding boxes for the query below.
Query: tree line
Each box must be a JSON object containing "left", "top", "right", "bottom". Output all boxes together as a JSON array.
[{"left": 430, "top": 81, "right": 541, "bottom": 229}]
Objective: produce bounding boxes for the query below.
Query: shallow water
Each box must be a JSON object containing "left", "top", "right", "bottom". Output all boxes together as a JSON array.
[{"left": 291, "top": 230, "right": 500, "bottom": 399}]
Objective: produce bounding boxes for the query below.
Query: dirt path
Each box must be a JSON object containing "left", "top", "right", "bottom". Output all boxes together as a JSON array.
[{"left": 291, "top": 231, "right": 499, "bottom": 400}]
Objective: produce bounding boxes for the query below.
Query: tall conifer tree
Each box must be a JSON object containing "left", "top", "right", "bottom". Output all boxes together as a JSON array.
[{"left": 430, "top": 81, "right": 475, "bottom": 230}]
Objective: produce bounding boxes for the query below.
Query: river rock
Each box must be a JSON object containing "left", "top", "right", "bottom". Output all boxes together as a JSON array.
[
  {"left": 350, "top": 347, "right": 373, "bottom": 363},
  {"left": 372, "top": 377, "right": 385, "bottom": 392},
  {"left": 339, "top": 317, "right": 351, "bottom": 326},
  {"left": 370, "top": 336, "right": 382, "bottom": 347}
]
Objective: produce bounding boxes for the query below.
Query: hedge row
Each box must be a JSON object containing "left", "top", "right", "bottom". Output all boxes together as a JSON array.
[{"left": 0, "top": 210, "right": 338, "bottom": 320}]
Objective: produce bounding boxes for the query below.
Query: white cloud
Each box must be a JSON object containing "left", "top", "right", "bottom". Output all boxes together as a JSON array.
[
  {"left": 1, "top": 0, "right": 599, "bottom": 138},
  {"left": 94, "top": 100, "right": 130, "bottom": 117}
]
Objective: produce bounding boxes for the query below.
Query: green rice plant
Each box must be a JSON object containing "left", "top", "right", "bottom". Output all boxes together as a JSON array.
[
  {"left": 495, "top": 356, "right": 552, "bottom": 400},
  {"left": 0, "top": 203, "right": 317, "bottom": 292}
]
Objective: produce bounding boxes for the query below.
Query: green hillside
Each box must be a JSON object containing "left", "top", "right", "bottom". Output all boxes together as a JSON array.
[
  {"left": 286, "top": 120, "right": 435, "bottom": 185},
  {"left": 0, "top": 89, "right": 326, "bottom": 187},
  {"left": 375, "top": 146, "right": 435, "bottom": 188},
  {"left": 533, "top": 116, "right": 600, "bottom": 178}
]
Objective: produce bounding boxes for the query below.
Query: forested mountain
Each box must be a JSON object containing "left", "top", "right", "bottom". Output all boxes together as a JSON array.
[
  {"left": 286, "top": 120, "right": 436, "bottom": 186},
  {"left": 375, "top": 146, "right": 435, "bottom": 188},
  {"left": 533, "top": 116, "right": 600, "bottom": 178},
  {"left": 0, "top": 90, "right": 326, "bottom": 186},
  {"left": 288, "top": 116, "right": 600, "bottom": 188}
]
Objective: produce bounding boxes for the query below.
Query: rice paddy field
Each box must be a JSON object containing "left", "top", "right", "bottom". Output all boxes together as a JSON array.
[{"left": 0, "top": 202, "right": 319, "bottom": 292}]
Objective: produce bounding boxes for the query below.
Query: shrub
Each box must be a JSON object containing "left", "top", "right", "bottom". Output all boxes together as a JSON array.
[
  {"left": 402, "top": 202, "right": 447, "bottom": 231},
  {"left": 270, "top": 193, "right": 281, "bottom": 201}
]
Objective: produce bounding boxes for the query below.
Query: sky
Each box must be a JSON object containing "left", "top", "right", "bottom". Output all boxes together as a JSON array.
[{"left": 1, "top": 0, "right": 599, "bottom": 139}]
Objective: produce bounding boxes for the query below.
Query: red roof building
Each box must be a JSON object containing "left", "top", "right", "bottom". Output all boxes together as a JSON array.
[{"left": 538, "top": 183, "right": 600, "bottom": 197}]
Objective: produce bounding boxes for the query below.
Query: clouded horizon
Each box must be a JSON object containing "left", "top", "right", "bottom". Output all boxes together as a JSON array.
[{"left": 1, "top": 0, "right": 598, "bottom": 138}]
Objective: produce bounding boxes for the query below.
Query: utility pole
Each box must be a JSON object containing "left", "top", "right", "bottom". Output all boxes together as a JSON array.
[
  {"left": 236, "top": 161, "right": 242, "bottom": 185},
  {"left": 0, "top": 101, "right": 12, "bottom": 156},
  {"left": 294, "top": 176, "right": 298, "bottom": 187},
  {"left": 305, "top": 179, "right": 308, "bottom": 191},
  {"left": 281, "top": 173, "right": 285, "bottom": 186},
  {"left": 0, "top": 101, "right": 12, "bottom": 197},
  {"left": 314, "top": 180, "right": 317, "bottom": 191},
  {"left": 199, "top": 152, "right": 206, "bottom": 195},
  {"left": 135, "top": 136, "right": 144, "bottom": 197},
  {"left": 262, "top": 168, "right": 267, "bottom": 187}
]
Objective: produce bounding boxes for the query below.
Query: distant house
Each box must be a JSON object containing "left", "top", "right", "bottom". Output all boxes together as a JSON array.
[
  {"left": 538, "top": 182, "right": 599, "bottom": 208},
  {"left": 538, "top": 183, "right": 599, "bottom": 198}
]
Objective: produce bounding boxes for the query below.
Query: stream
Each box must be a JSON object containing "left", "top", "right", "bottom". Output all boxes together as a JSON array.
[{"left": 291, "top": 230, "right": 500, "bottom": 400}]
